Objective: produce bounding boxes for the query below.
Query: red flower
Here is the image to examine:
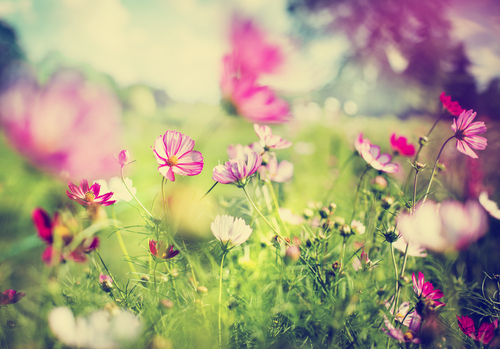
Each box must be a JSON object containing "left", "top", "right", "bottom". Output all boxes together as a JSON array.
[
  {"left": 66, "top": 179, "right": 116, "bottom": 207},
  {"left": 149, "top": 240, "right": 179, "bottom": 260},
  {"left": 451, "top": 109, "right": 487, "bottom": 159},
  {"left": 0, "top": 289, "right": 25, "bottom": 306},
  {"left": 390, "top": 133, "right": 415, "bottom": 157},
  {"left": 440, "top": 92, "right": 465, "bottom": 116},
  {"left": 412, "top": 272, "right": 445, "bottom": 308},
  {"left": 457, "top": 315, "right": 498, "bottom": 344}
]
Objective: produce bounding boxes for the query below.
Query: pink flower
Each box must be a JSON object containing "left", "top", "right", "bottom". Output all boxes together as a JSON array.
[
  {"left": 116, "top": 150, "right": 131, "bottom": 167},
  {"left": 451, "top": 109, "right": 487, "bottom": 159},
  {"left": 212, "top": 151, "right": 262, "bottom": 187},
  {"left": 229, "top": 15, "right": 284, "bottom": 76},
  {"left": 259, "top": 153, "right": 293, "bottom": 183},
  {"left": 152, "top": 130, "right": 204, "bottom": 182},
  {"left": 440, "top": 92, "right": 465, "bottom": 116},
  {"left": 211, "top": 215, "right": 253, "bottom": 250},
  {"left": 382, "top": 310, "right": 421, "bottom": 343},
  {"left": 354, "top": 133, "right": 399, "bottom": 173},
  {"left": 32, "top": 208, "right": 99, "bottom": 265},
  {"left": 457, "top": 315, "right": 498, "bottom": 344},
  {"left": 0, "top": 289, "right": 25, "bottom": 306},
  {"left": 149, "top": 240, "right": 179, "bottom": 260},
  {"left": 227, "top": 143, "right": 253, "bottom": 160},
  {"left": 67, "top": 179, "right": 116, "bottom": 207},
  {"left": 99, "top": 273, "right": 113, "bottom": 285},
  {"left": 479, "top": 191, "right": 500, "bottom": 220},
  {"left": 412, "top": 272, "right": 445, "bottom": 308},
  {"left": 354, "top": 133, "right": 371, "bottom": 154},
  {"left": 352, "top": 251, "right": 370, "bottom": 271},
  {"left": 393, "top": 235, "right": 427, "bottom": 258},
  {"left": 398, "top": 200, "right": 488, "bottom": 252},
  {"left": 384, "top": 299, "right": 414, "bottom": 327},
  {"left": 390, "top": 133, "right": 415, "bottom": 157},
  {"left": 253, "top": 124, "right": 292, "bottom": 150},
  {"left": 0, "top": 68, "right": 122, "bottom": 180}
]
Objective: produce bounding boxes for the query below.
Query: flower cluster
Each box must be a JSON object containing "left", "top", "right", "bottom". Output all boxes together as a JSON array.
[{"left": 457, "top": 315, "right": 498, "bottom": 345}]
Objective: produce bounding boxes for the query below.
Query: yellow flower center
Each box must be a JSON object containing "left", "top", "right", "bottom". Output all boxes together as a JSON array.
[
  {"left": 166, "top": 155, "right": 178, "bottom": 167},
  {"left": 85, "top": 191, "right": 95, "bottom": 202},
  {"left": 403, "top": 331, "right": 414, "bottom": 341}
]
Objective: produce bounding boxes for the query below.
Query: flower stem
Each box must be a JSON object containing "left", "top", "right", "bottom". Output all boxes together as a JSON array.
[
  {"left": 198, "top": 181, "right": 218, "bottom": 203},
  {"left": 265, "top": 180, "right": 290, "bottom": 236},
  {"left": 351, "top": 165, "right": 370, "bottom": 222},
  {"left": 153, "top": 260, "right": 158, "bottom": 302},
  {"left": 112, "top": 207, "right": 136, "bottom": 274},
  {"left": 323, "top": 151, "right": 357, "bottom": 203},
  {"left": 219, "top": 252, "right": 227, "bottom": 349},
  {"left": 390, "top": 243, "right": 399, "bottom": 308},
  {"left": 421, "top": 136, "right": 455, "bottom": 204},
  {"left": 121, "top": 167, "right": 153, "bottom": 219}
]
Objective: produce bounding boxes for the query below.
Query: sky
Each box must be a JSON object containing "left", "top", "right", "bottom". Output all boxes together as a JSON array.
[{"left": 0, "top": 0, "right": 499, "bottom": 104}]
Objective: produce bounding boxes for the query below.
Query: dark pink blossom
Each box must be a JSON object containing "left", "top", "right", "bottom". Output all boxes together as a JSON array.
[
  {"left": 390, "top": 133, "right": 415, "bottom": 157},
  {"left": 440, "top": 92, "right": 465, "bottom": 116},
  {"left": 67, "top": 179, "right": 116, "bottom": 207},
  {"left": 149, "top": 240, "right": 179, "bottom": 260},
  {"left": 412, "top": 272, "right": 445, "bottom": 308},
  {"left": 152, "top": 130, "right": 204, "bottom": 182},
  {"left": 0, "top": 289, "right": 25, "bottom": 306},
  {"left": 451, "top": 109, "right": 487, "bottom": 159},
  {"left": 212, "top": 151, "right": 262, "bottom": 187},
  {"left": 457, "top": 315, "right": 498, "bottom": 344},
  {"left": 0, "top": 68, "right": 122, "bottom": 180}
]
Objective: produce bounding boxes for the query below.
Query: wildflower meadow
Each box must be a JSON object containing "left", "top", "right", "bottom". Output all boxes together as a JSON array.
[{"left": 1, "top": 2, "right": 500, "bottom": 348}]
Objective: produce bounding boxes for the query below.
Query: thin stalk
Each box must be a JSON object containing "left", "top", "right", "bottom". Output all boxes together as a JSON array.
[
  {"left": 323, "top": 151, "right": 357, "bottom": 203},
  {"left": 390, "top": 244, "right": 399, "bottom": 308},
  {"left": 219, "top": 252, "right": 227, "bottom": 349},
  {"left": 414, "top": 113, "right": 445, "bottom": 164},
  {"left": 339, "top": 236, "right": 347, "bottom": 273},
  {"left": 198, "top": 181, "right": 219, "bottom": 203},
  {"left": 351, "top": 165, "right": 370, "bottom": 221},
  {"left": 121, "top": 167, "right": 153, "bottom": 218},
  {"left": 164, "top": 261, "right": 181, "bottom": 305},
  {"left": 153, "top": 260, "right": 158, "bottom": 302},
  {"left": 421, "top": 136, "right": 455, "bottom": 204},
  {"left": 112, "top": 207, "right": 137, "bottom": 274},
  {"left": 95, "top": 249, "right": 125, "bottom": 298},
  {"left": 265, "top": 180, "right": 290, "bottom": 236}
]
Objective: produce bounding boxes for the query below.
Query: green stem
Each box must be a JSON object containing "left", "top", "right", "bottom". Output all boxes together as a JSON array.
[
  {"left": 351, "top": 166, "right": 370, "bottom": 221},
  {"left": 219, "top": 252, "right": 227, "bottom": 349},
  {"left": 414, "top": 113, "right": 445, "bottom": 164},
  {"left": 112, "top": 207, "right": 137, "bottom": 274},
  {"left": 121, "top": 167, "right": 153, "bottom": 218},
  {"left": 153, "top": 260, "right": 158, "bottom": 302},
  {"left": 421, "top": 136, "right": 454, "bottom": 204},
  {"left": 265, "top": 180, "right": 290, "bottom": 236},
  {"left": 95, "top": 249, "right": 125, "bottom": 298},
  {"left": 323, "top": 151, "right": 357, "bottom": 203},
  {"left": 390, "top": 244, "right": 399, "bottom": 308},
  {"left": 198, "top": 181, "right": 219, "bottom": 203}
]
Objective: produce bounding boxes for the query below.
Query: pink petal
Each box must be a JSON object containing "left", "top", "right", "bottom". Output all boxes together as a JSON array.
[
  {"left": 377, "top": 154, "right": 392, "bottom": 165},
  {"left": 212, "top": 163, "right": 237, "bottom": 184},
  {"left": 80, "top": 179, "right": 89, "bottom": 193},
  {"left": 163, "top": 131, "right": 195, "bottom": 158},
  {"left": 463, "top": 136, "right": 487, "bottom": 150},
  {"left": 32, "top": 208, "right": 53, "bottom": 243},
  {"left": 153, "top": 135, "right": 168, "bottom": 161},
  {"left": 68, "top": 181, "right": 84, "bottom": 197},
  {"left": 381, "top": 163, "right": 399, "bottom": 174},
  {"left": 456, "top": 139, "right": 478, "bottom": 159},
  {"left": 463, "top": 121, "right": 487, "bottom": 136}
]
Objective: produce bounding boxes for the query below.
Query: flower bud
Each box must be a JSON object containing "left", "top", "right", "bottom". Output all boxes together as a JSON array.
[
  {"left": 328, "top": 203, "right": 337, "bottom": 214},
  {"left": 381, "top": 196, "right": 394, "bottom": 209},
  {"left": 332, "top": 261, "right": 341, "bottom": 271},
  {"left": 197, "top": 286, "right": 208, "bottom": 294},
  {"left": 101, "top": 280, "right": 113, "bottom": 293},
  {"left": 339, "top": 224, "right": 351, "bottom": 237},
  {"left": 284, "top": 246, "right": 301, "bottom": 264},
  {"left": 160, "top": 299, "right": 174, "bottom": 309},
  {"left": 319, "top": 207, "right": 330, "bottom": 219},
  {"left": 383, "top": 226, "right": 399, "bottom": 243},
  {"left": 334, "top": 216, "right": 345, "bottom": 227},
  {"left": 117, "top": 150, "right": 131, "bottom": 167},
  {"left": 371, "top": 176, "right": 387, "bottom": 191},
  {"left": 303, "top": 208, "right": 314, "bottom": 219},
  {"left": 415, "top": 162, "right": 426, "bottom": 170},
  {"left": 419, "top": 136, "right": 429, "bottom": 146}
]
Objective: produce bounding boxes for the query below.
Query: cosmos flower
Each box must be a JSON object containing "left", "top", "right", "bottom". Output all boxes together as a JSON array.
[
  {"left": 0, "top": 68, "right": 122, "bottom": 180},
  {"left": 398, "top": 200, "right": 487, "bottom": 252},
  {"left": 354, "top": 133, "right": 399, "bottom": 173},
  {"left": 211, "top": 215, "right": 253, "bottom": 250},
  {"left": 390, "top": 133, "right": 415, "bottom": 157},
  {"left": 412, "top": 272, "right": 445, "bottom": 308},
  {"left": 0, "top": 289, "right": 25, "bottom": 306},
  {"left": 393, "top": 235, "right": 427, "bottom": 258},
  {"left": 479, "top": 191, "right": 500, "bottom": 220},
  {"left": 382, "top": 310, "right": 422, "bottom": 344},
  {"left": 457, "top": 315, "right": 498, "bottom": 344},
  {"left": 352, "top": 251, "right": 370, "bottom": 271},
  {"left": 227, "top": 143, "right": 254, "bottom": 160},
  {"left": 451, "top": 109, "right": 487, "bottom": 159},
  {"left": 67, "top": 179, "right": 116, "bottom": 207},
  {"left": 350, "top": 220, "right": 366, "bottom": 234},
  {"left": 148, "top": 240, "right": 179, "bottom": 260},
  {"left": 384, "top": 299, "right": 414, "bottom": 327},
  {"left": 259, "top": 153, "right": 293, "bottom": 183},
  {"left": 440, "top": 92, "right": 465, "bottom": 116},
  {"left": 253, "top": 124, "right": 292, "bottom": 150},
  {"left": 212, "top": 151, "right": 262, "bottom": 187},
  {"left": 152, "top": 130, "right": 204, "bottom": 182}
]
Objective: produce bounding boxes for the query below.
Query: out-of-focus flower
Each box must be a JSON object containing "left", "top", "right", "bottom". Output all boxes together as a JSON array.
[
  {"left": 384, "top": 299, "right": 414, "bottom": 327},
  {"left": 0, "top": 68, "right": 122, "bottom": 180},
  {"left": 398, "top": 200, "right": 488, "bottom": 252},
  {"left": 48, "top": 306, "right": 142, "bottom": 349},
  {"left": 451, "top": 109, "right": 487, "bottom": 159},
  {"left": 259, "top": 153, "right": 293, "bottom": 183},
  {"left": 390, "top": 133, "right": 415, "bottom": 157},
  {"left": 354, "top": 133, "right": 399, "bottom": 173},
  {"left": 227, "top": 143, "right": 253, "bottom": 160},
  {"left": 371, "top": 176, "right": 388, "bottom": 191},
  {"left": 393, "top": 235, "right": 427, "bottom": 258},
  {"left": 99, "top": 273, "right": 113, "bottom": 285},
  {"left": 253, "top": 124, "right": 292, "bottom": 150},
  {"left": 382, "top": 310, "right": 421, "bottom": 343},
  {"left": 278, "top": 208, "right": 304, "bottom": 225},
  {"left": 116, "top": 150, "right": 131, "bottom": 167},
  {"left": 479, "top": 191, "right": 500, "bottom": 220},
  {"left": 152, "top": 130, "right": 204, "bottom": 182},
  {"left": 352, "top": 251, "right": 370, "bottom": 271},
  {"left": 212, "top": 151, "right": 262, "bottom": 187},
  {"left": 412, "top": 272, "right": 445, "bottom": 308},
  {"left": 32, "top": 208, "right": 98, "bottom": 265},
  {"left": 96, "top": 177, "right": 136, "bottom": 203},
  {"left": 211, "top": 215, "right": 252, "bottom": 250},
  {"left": 149, "top": 240, "right": 179, "bottom": 260},
  {"left": 67, "top": 179, "right": 116, "bottom": 207},
  {"left": 440, "top": 92, "right": 465, "bottom": 116},
  {"left": 284, "top": 245, "right": 300, "bottom": 264},
  {"left": 457, "top": 315, "right": 498, "bottom": 344},
  {"left": 0, "top": 289, "right": 25, "bottom": 306},
  {"left": 350, "top": 220, "right": 366, "bottom": 234}
]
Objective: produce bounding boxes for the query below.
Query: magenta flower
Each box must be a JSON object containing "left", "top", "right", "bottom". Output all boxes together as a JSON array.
[
  {"left": 152, "top": 130, "right": 204, "bottom": 182},
  {"left": 0, "top": 68, "right": 122, "bottom": 180},
  {"left": 451, "top": 109, "right": 487, "bottom": 159},
  {"left": 212, "top": 151, "right": 262, "bottom": 187},
  {"left": 116, "top": 150, "right": 131, "bottom": 167},
  {"left": 382, "top": 310, "right": 421, "bottom": 344},
  {"left": 354, "top": 133, "right": 399, "bottom": 173},
  {"left": 254, "top": 124, "right": 292, "bottom": 150},
  {"left": 67, "top": 179, "right": 116, "bottom": 207},
  {"left": 211, "top": 215, "right": 253, "bottom": 250},
  {"left": 149, "top": 240, "right": 179, "bottom": 260},
  {"left": 457, "top": 315, "right": 498, "bottom": 344},
  {"left": 99, "top": 273, "right": 113, "bottom": 285},
  {"left": 0, "top": 289, "right": 25, "bottom": 306},
  {"left": 390, "top": 133, "right": 415, "bottom": 157},
  {"left": 412, "top": 272, "right": 445, "bottom": 308},
  {"left": 440, "top": 92, "right": 465, "bottom": 116},
  {"left": 32, "top": 208, "right": 99, "bottom": 265},
  {"left": 259, "top": 153, "right": 293, "bottom": 183}
]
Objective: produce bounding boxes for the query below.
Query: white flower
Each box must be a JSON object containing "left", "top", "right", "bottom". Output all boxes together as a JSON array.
[
  {"left": 350, "top": 220, "right": 366, "bottom": 234},
  {"left": 279, "top": 208, "right": 304, "bottom": 225},
  {"left": 211, "top": 215, "right": 252, "bottom": 249},
  {"left": 479, "top": 191, "right": 500, "bottom": 220},
  {"left": 393, "top": 235, "right": 427, "bottom": 258},
  {"left": 96, "top": 177, "right": 136, "bottom": 203},
  {"left": 48, "top": 307, "right": 142, "bottom": 349}
]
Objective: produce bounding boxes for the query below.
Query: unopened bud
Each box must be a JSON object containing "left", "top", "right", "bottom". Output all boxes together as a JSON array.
[
  {"left": 415, "top": 162, "right": 426, "bottom": 170},
  {"left": 339, "top": 224, "right": 351, "bottom": 236},
  {"left": 303, "top": 208, "right": 314, "bottom": 219},
  {"left": 419, "top": 136, "right": 429, "bottom": 146},
  {"left": 117, "top": 150, "right": 131, "bottom": 167},
  {"left": 160, "top": 299, "right": 174, "bottom": 309},
  {"left": 319, "top": 207, "right": 330, "bottom": 219},
  {"left": 197, "top": 286, "right": 208, "bottom": 294},
  {"left": 332, "top": 261, "right": 341, "bottom": 270},
  {"left": 101, "top": 280, "right": 113, "bottom": 293},
  {"left": 384, "top": 226, "right": 399, "bottom": 243},
  {"left": 437, "top": 162, "right": 446, "bottom": 172},
  {"left": 284, "top": 246, "right": 301, "bottom": 264},
  {"left": 381, "top": 196, "right": 394, "bottom": 209},
  {"left": 371, "top": 176, "right": 387, "bottom": 191},
  {"left": 328, "top": 203, "right": 337, "bottom": 214}
]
